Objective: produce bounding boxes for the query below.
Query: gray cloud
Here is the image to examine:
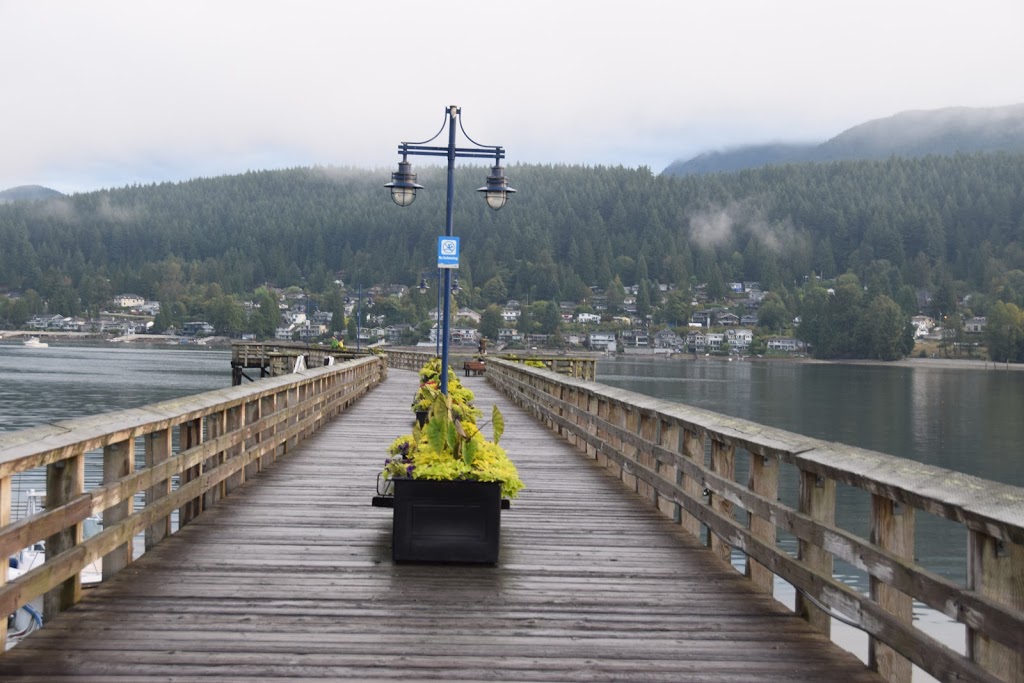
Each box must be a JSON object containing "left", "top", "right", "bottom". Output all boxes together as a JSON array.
[{"left": 1, "top": 1, "right": 1022, "bottom": 192}]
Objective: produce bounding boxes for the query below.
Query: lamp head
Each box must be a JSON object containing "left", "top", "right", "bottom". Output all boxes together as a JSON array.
[
  {"left": 477, "top": 164, "right": 516, "bottom": 211},
  {"left": 385, "top": 159, "right": 424, "bottom": 207},
  {"left": 418, "top": 276, "right": 429, "bottom": 294}
]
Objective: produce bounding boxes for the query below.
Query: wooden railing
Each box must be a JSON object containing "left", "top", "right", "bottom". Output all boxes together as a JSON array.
[
  {"left": 230, "top": 341, "right": 378, "bottom": 384},
  {"left": 486, "top": 358, "right": 1024, "bottom": 683},
  {"left": 385, "top": 349, "right": 598, "bottom": 379},
  {"left": 0, "top": 356, "right": 386, "bottom": 650}
]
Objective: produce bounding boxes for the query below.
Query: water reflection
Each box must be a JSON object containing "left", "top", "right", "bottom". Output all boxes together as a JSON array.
[{"left": 599, "top": 356, "right": 1020, "bottom": 679}]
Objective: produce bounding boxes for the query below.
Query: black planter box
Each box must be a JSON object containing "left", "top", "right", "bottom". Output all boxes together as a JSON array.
[{"left": 392, "top": 479, "right": 501, "bottom": 564}]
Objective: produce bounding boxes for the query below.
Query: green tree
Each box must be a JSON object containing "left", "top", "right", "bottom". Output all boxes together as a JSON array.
[
  {"left": 636, "top": 281, "right": 652, "bottom": 320},
  {"left": 481, "top": 275, "right": 508, "bottom": 305},
  {"left": 517, "top": 306, "right": 534, "bottom": 335},
  {"left": 756, "top": 293, "right": 789, "bottom": 333},
  {"left": 861, "top": 295, "right": 908, "bottom": 361},
  {"left": 658, "top": 290, "right": 692, "bottom": 327},
  {"left": 252, "top": 287, "right": 281, "bottom": 339},
  {"left": 985, "top": 302, "right": 1024, "bottom": 363},
  {"left": 537, "top": 301, "right": 562, "bottom": 335},
  {"left": 479, "top": 304, "right": 502, "bottom": 341}
]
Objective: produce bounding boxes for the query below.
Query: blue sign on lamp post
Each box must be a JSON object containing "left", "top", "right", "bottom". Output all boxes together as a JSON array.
[
  {"left": 438, "top": 236, "right": 460, "bottom": 269},
  {"left": 385, "top": 106, "right": 515, "bottom": 396}
]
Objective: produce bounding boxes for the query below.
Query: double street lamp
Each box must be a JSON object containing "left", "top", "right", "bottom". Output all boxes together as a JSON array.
[{"left": 387, "top": 105, "right": 514, "bottom": 395}]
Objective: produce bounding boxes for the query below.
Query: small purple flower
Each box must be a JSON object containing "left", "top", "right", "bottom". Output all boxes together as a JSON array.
[{"left": 406, "top": 464, "right": 415, "bottom": 475}]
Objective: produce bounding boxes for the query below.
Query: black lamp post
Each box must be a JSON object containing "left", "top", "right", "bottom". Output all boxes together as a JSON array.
[{"left": 387, "top": 106, "right": 514, "bottom": 395}]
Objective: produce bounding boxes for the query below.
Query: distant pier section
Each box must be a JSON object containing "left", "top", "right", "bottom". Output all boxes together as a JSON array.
[{"left": 230, "top": 341, "right": 375, "bottom": 385}]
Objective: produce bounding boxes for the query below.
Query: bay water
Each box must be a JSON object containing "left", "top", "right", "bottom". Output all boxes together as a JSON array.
[{"left": 598, "top": 355, "right": 1024, "bottom": 676}]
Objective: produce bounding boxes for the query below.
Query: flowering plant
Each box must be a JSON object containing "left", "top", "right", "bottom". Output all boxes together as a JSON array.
[{"left": 384, "top": 361, "right": 524, "bottom": 499}]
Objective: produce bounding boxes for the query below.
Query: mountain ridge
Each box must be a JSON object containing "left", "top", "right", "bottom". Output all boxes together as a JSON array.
[
  {"left": 663, "top": 104, "right": 1024, "bottom": 175},
  {"left": 0, "top": 185, "right": 65, "bottom": 203}
]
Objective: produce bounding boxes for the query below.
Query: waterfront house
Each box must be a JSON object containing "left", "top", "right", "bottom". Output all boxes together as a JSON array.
[
  {"left": 588, "top": 331, "right": 616, "bottom": 351},
  {"left": 114, "top": 294, "right": 145, "bottom": 309},
  {"left": 727, "top": 328, "right": 754, "bottom": 349},
  {"left": 964, "top": 317, "right": 987, "bottom": 334},
  {"left": 766, "top": 337, "right": 806, "bottom": 352}
]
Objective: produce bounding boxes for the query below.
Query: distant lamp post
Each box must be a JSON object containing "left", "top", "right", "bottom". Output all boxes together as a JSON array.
[{"left": 386, "top": 105, "right": 514, "bottom": 395}]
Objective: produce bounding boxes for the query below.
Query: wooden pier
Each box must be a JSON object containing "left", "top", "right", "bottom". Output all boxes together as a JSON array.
[{"left": 1, "top": 356, "right": 1021, "bottom": 682}]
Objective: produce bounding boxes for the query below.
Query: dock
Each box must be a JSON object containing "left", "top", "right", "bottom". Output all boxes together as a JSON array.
[
  {"left": 1, "top": 355, "right": 1021, "bottom": 682},
  {"left": 0, "top": 369, "right": 881, "bottom": 682}
]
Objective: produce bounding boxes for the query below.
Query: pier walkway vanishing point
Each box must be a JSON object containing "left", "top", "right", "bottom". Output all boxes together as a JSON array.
[{"left": 0, "top": 367, "right": 881, "bottom": 682}]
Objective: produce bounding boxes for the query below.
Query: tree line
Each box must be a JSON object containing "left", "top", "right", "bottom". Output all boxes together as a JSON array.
[{"left": 0, "top": 154, "right": 1023, "bottom": 360}]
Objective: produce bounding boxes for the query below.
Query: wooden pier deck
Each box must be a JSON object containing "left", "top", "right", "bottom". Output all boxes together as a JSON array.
[{"left": 0, "top": 370, "right": 880, "bottom": 682}]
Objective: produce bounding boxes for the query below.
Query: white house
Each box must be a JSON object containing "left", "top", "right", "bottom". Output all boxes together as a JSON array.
[
  {"left": 114, "top": 294, "right": 145, "bottom": 309},
  {"left": 588, "top": 332, "right": 616, "bottom": 351},
  {"left": 501, "top": 309, "right": 520, "bottom": 322},
  {"left": 964, "top": 317, "right": 987, "bottom": 334},
  {"left": 727, "top": 328, "right": 754, "bottom": 348},
  {"left": 766, "top": 337, "right": 806, "bottom": 352},
  {"left": 576, "top": 312, "right": 601, "bottom": 324}
]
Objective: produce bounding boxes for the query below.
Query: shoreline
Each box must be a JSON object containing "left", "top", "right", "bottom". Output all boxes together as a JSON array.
[{"left": 620, "top": 350, "right": 1024, "bottom": 372}]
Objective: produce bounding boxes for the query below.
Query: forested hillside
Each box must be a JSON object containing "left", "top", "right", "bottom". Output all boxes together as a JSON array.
[
  {"left": 664, "top": 104, "right": 1024, "bottom": 175},
  {"left": 1, "top": 153, "right": 1023, "bottom": 327}
]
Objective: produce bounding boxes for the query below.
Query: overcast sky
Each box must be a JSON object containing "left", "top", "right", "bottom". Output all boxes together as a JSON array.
[{"left": 2, "top": 0, "right": 1022, "bottom": 194}]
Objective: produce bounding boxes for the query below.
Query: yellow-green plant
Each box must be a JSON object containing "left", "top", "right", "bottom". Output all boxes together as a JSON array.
[{"left": 385, "top": 362, "right": 523, "bottom": 499}]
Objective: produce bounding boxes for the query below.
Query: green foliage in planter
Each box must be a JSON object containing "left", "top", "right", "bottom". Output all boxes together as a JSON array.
[{"left": 385, "top": 361, "right": 523, "bottom": 499}]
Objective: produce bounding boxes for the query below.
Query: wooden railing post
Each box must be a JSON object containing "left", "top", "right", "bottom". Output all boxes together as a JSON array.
[
  {"left": 968, "top": 531, "right": 1024, "bottom": 682},
  {"left": 708, "top": 439, "right": 735, "bottom": 564},
  {"left": 102, "top": 438, "right": 135, "bottom": 579},
  {"left": 869, "top": 495, "right": 914, "bottom": 683},
  {"left": 224, "top": 405, "right": 244, "bottom": 494},
  {"left": 245, "top": 398, "right": 261, "bottom": 479},
  {"left": 657, "top": 419, "right": 681, "bottom": 521},
  {"left": 746, "top": 453, "right": 779, "bottom": 594},
  {"left": 0, "top": 475, "right": 10, "bottom": 648},
  {"left": 204, "top": 411, "right": 226, "bottom": 508},
  {"left": 44, "top": 452, "right": 84, "bottom": 621},
  {"left": 680, "top": 428, "right": 704, "bottom": 538},
  {"left": 637, "top": 411, "right": 657, "bottom": 503},
  {"left": 145, "top": 428, "right": 172, "bottom": 550},
  {"left": 621, "top": 407, "right": 639, "bottom": 493},
  {"left": 178, "top": 418, "right": 203, "bottom": 527},
  {"left": 797, "top": 469, "right": 835, "bottom": 635}
]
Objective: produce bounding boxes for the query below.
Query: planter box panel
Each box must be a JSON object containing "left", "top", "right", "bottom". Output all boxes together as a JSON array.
[{"left": 392, "top": 479, "right": 501, "bottom": 564}]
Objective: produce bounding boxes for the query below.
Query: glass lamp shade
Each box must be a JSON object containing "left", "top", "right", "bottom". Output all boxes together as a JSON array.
[
  {"left": 391, "top": 186, "right": 418, "bottom": 207},
  {"left": 385, "top": 160, "right": 423, "bottom": 207},
  {"left": 477, "top": 164, "right": 516, "bottom": 211},
  {"left": 484, "top": 191, "right": 508, "bottom": 210}
]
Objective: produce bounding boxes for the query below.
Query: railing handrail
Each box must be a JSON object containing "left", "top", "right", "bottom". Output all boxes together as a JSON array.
[
  {"left": 485, "top": 358, "right": 1024, "bottom": 683},
  {"left": 0, "top": 355, "right": 386, "bottom": 649}
]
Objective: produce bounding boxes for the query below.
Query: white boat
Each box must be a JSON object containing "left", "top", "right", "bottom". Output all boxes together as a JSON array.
[
  {"left": 23, "top": 337, "right": 48, "bottom": 348},
  {"left": 6, "top": 491, "right": 102, "bottom": 649}
]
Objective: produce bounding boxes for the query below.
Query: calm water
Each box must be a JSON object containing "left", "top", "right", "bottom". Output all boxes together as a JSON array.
[
  {"left": 0, "top": 343, "right": 232, "bottom": 432},
  {"left": 598, "top": 355, "right": 1024, "bottom": 673},
  {"left": 0, "top": 342, "right": 232, "bottom": 520}
]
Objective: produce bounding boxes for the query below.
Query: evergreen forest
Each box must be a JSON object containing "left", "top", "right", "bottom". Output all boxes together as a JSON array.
[{"left": 1, "top": 152, "right": 1024, "bottom": 360}]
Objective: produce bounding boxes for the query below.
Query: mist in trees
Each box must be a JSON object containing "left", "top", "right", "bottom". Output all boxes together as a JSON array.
[{"left": 1, "top": 154, "right": 1022, "bottom": 361}]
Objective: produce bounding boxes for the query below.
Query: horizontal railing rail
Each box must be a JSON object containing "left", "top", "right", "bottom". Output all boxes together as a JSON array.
[
  {"left": 385, "top": 348, "right": 598, "bottom": 379},
  {"left": 0, "top": 355, "right": 387, "bottom": 650},
  {"left": 486, "top": 358, "right": 1024, "bottom": 683}
]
